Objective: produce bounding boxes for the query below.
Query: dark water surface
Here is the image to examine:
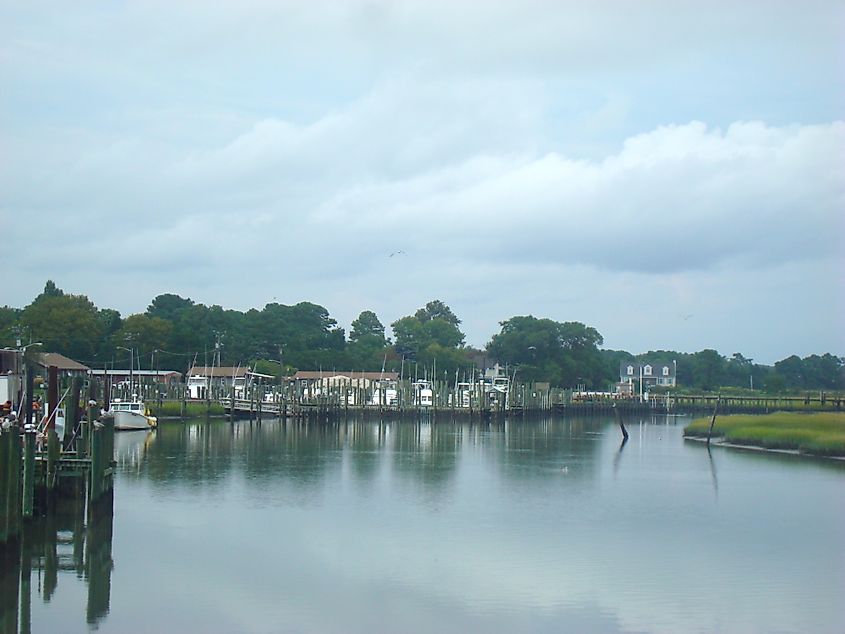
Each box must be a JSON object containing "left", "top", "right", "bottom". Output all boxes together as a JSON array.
[{"left": 9, "top": 416, "right": 845, "bottom": 633}]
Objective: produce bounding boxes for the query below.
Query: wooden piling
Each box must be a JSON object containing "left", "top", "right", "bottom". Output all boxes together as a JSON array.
[
  {"left": 65, "top": 376, "right": 83, "bottom": 449},
  {"left": 90, "top": 422, "right": 102, "bottom": 502},
  {"left": 47, "top": 365, "right": 59, "bottom": 431},
  {"left": 4, "top": 425, "right": 23, "bottom": 541},
  {"left": 613, "top": 406, "right": 629, "bottom": 441},
  {"left": 229, "top": 383, "right": 235, "bottom": 423},
  {"left": 47, "top": 430, "right": 60, "bottom": 491},
  {"left": 706, "top": 395, "right": 721, "bottom": 445},
  {"left": 22, "top": 429, "right": 35, "bottom": 518},
  {"left": 1, "top": 428, "right": 11, "bottom": 543}
]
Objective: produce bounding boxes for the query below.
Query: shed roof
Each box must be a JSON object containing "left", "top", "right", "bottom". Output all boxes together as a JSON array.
[
  {"left": 90, "top": 369, "right": 183, "bottom": 378},
  {"left": 188, "top": 366, "right": 250, "bottom": 378},
  {"left": 293, "top": 371, "right": 400, "bottom": 381},
  {"left": 34, "top": 352, "right": 91, "bottom": 372}
]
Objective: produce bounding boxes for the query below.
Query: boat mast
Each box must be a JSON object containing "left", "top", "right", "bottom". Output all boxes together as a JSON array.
[{"left": 127, "top": 347, "right": 134, "bottom": 399}]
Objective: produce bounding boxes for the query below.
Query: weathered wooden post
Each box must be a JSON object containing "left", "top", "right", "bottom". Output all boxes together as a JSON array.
[
  {"left": 7, "top": 425, "right": 22, "bottom": 540},
  {"left": 47, "top": 365, "right": 59, "bottom": 431},
  {"left": 47, "top": 429, "right": 60, "bottom": 491},
  {"left": 90, "top": 422, "right": 102, "bottom": 502},
  {"left": 228, "top": 381, "right": 235, "bottom": 423},
  {"left": 250, "top": 383, "right": 255, "bottom": 422},
  {"left": 103, "top": 409, "right": 115, "bottom": 494},
  {"left": 613, "top": 405, "right": 629, "bottom": 441},
  {"left": 205, "top": 375, "right": 211, "bottom": 420},
  {"left": 65, "top": 375, "right": 83, "bottom": 449},
  {"left": 1, "top": 428, "right": 11, "bottom": 543},
  {"left": 706, "top": 395, "right": 721, "bottom": 445},
  {"left": 24, "top": 363, "right": 35, "bottom": 428},
  {"left": 82, "top": 382, "right": 99, "bottom": 461},
  {"left": 23, "top": 427, "right": 36, "bottom": 518}
]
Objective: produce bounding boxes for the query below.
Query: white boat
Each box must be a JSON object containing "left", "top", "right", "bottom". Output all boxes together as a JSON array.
[
  {"left": 109, "top": 399, "right": 157, "bottom": 431},
  {"left": 411, "top": 380, "right": 434, "bottom": 407}
]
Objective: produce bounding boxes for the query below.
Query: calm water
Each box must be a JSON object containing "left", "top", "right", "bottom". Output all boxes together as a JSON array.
[{"left": 3, "top": 415, "right": 844, "bottom": 634}]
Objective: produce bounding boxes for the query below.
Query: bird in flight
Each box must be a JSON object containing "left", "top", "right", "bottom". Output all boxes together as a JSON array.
[{"left": 389, "top": 250, "right": 406, "bottom": 257}]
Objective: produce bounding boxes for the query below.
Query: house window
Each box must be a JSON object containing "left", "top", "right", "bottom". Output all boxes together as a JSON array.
[
  {"left": 644, "top": 365, "right": 652, "bottom": 376},
  {"left": 627, "top": 365, "right": 634, "bottom": 376},
  {"left": 663, "top": 366, "right": 670, "bottom": 376}
]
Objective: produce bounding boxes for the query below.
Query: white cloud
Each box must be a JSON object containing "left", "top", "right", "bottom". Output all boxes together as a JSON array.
[{"left": 2, "top": 2, "right": 842, "bottom": 361}]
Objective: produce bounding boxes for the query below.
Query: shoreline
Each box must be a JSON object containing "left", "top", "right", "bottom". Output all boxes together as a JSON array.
[{"left": 683, "top": 435, "right": 845, "bottom": 461}]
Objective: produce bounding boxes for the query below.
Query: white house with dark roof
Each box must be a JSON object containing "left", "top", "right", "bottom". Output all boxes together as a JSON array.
[{"left": 618, "top": 361, "right": 676, "bottom": 396}]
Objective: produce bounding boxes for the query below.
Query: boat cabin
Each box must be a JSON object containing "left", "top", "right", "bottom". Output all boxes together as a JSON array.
[{"left": 111, "top": 400, "right": 145, "bottom": 413}]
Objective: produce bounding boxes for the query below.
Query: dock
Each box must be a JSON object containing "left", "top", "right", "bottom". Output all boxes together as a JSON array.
[
  {"left": 213, "top": 385, "right": 843, "bottom": 422},
  {"left": 1, "top": 371, "right": 116, "bottom": 548}
]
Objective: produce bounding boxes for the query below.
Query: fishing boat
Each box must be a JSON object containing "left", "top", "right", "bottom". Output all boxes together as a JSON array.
[{"left": 109, "top": 398, "right": 157, "bottom": 431}]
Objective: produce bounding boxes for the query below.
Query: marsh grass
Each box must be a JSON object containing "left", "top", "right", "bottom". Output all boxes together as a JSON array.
[
  {"left": 148, "top": 401, "right": 225, "bottom": 418},
  {"left": 684, "top": 412, "right": 845, "bottom": 457}
]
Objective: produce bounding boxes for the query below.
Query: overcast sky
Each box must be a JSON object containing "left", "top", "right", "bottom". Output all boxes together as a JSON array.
[{"left": 2, "top": 1, "right": 843, "bottom": 364}]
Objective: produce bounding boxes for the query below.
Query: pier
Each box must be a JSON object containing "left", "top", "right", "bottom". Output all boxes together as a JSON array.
[
  {"left": 213, "top": 384, "right": 843, "bottom": 422},
  {"left": 1, "top": 368, "right": 116, "bottom": 548}
]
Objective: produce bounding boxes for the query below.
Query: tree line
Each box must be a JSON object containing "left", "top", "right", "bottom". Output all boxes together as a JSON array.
[{"left": 1, "top": 281, "right": 842, "bottom": 393}]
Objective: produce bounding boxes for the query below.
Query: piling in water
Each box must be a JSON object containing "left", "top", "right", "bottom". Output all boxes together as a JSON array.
[
  {"left": 22, "top": 430, "right": 35, "bottom": 519},
  {"left": 706, "top": 396, "right": 721, "bottom": 445}
]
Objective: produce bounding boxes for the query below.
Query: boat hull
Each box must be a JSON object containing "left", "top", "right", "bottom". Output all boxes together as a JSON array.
[{"left": 113, "top": 410, "right": 157, "bottom": 431}]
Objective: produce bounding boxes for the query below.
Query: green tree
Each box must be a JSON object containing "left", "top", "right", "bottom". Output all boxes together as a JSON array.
[
  {"left": 39, "top": 280, "right": 64, "bottom": 299},
  {"left": 487, "top": 316, "right": 604, "bottom": 387},
  {"left": 414, "top": 300, "right": 461, "bottom": 329},
  {"left": 350, "top": 310, "right": 386, "bottom": 343},
  {"left": 146, "top": 293, "right": 195, "bottom": 323},
  {"left": 20, "top": 282, "right": 104, "bottom": 361},
  {"left": 392, "top": 300, "right": 465, "bottom": 359},
  {"left": 113, "top": 314, "right": 173, "bottom": 361},
  {"left": 0, "top": 306, "right": 21, "bottom": 347},
  {"left": 773, "top": 355, "right": 804, "bottom": 389},
  {"left": 347, "top": 310, "right": 389, "bottom": 370},
  {"left": 691, "top": 349, "right": 725, "bottom": 391}
]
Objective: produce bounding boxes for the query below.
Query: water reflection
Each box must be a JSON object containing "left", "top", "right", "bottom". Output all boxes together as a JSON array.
[
  {"left": 612, "top": 436, "right": 628, "bottom": 478},
  {"left": 0, "top": 494, "right": 114, "bottom": 633},
  {"left": 706, "top": 445, "right": 719, "bottom": 498},
  {"left": 128, "top": 417, "right": 616, "bottom": 492},
  {"left": 14, "top": 415, "right": 844, "bottom": 633}
]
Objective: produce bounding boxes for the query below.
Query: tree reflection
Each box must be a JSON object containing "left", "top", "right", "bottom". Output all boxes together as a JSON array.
[{"left": 115, "top": 416, "right": 618, "bottom": 503}]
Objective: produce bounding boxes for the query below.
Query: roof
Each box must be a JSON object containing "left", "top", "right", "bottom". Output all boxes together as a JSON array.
[
  {"left": 293, "top": 371, "right": 400, "bottom": 381},
  {"left": 90, "top": 369, "right": 183, "bottom": 378},
  {"left": 34, "top": 352, "right": 91, "bottom": 372},
  {"left": 188, "top": 366, "right": 250, "bottom": 378},
  {"left": 619, "top": 361, "right": 675, "bottom": 375}
]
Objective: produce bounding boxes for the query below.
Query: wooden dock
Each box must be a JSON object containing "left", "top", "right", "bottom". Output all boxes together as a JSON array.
[
  {"left": 217, "top": 388, "right": 843, "bottom": 422},
  {"left": 1, "top": 389, "right": 116, "bottom": 547}
]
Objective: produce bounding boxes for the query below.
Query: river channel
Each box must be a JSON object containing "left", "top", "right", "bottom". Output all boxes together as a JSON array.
[{"left": 4, "top": 415, "right": 844, "bottom": 633}]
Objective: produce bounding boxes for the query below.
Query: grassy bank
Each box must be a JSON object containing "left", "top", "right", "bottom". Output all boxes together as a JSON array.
[
  {"left": 147, "top": 401, "right": 226, "bottom": 418},
  {"left": 684, "top": 412, "right": 845, "bottom": 457}
]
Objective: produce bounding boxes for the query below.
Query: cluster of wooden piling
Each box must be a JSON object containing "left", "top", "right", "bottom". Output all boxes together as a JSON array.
[
  {"left": 216, "top": 378, "right": 558, "bottom": 423},
  {"left": 199, "top": 387, "right": 845, "bottom": 423},
  {"left": 1, "top": 370, "right": 116, "bottom": 547}
]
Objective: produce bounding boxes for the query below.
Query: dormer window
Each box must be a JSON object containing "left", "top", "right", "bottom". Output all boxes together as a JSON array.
[
  {"left": 644, "top": 365, "right": 652, "bottom": 376},
  {"left": 663, "top": 366, "right": 670, "bottom": 376},
  {"left": 627, "top": 365, "right": 634, "bottom": 375}
]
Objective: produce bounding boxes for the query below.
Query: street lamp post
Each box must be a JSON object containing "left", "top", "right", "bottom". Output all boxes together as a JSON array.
[{"left": 18, "top": 342, "right": 43, "bottom": 427}]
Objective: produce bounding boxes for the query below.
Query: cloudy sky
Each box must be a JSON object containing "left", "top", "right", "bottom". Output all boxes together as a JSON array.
[{"left": 2, "top": 1, "right": 843, "bottom": 364}]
